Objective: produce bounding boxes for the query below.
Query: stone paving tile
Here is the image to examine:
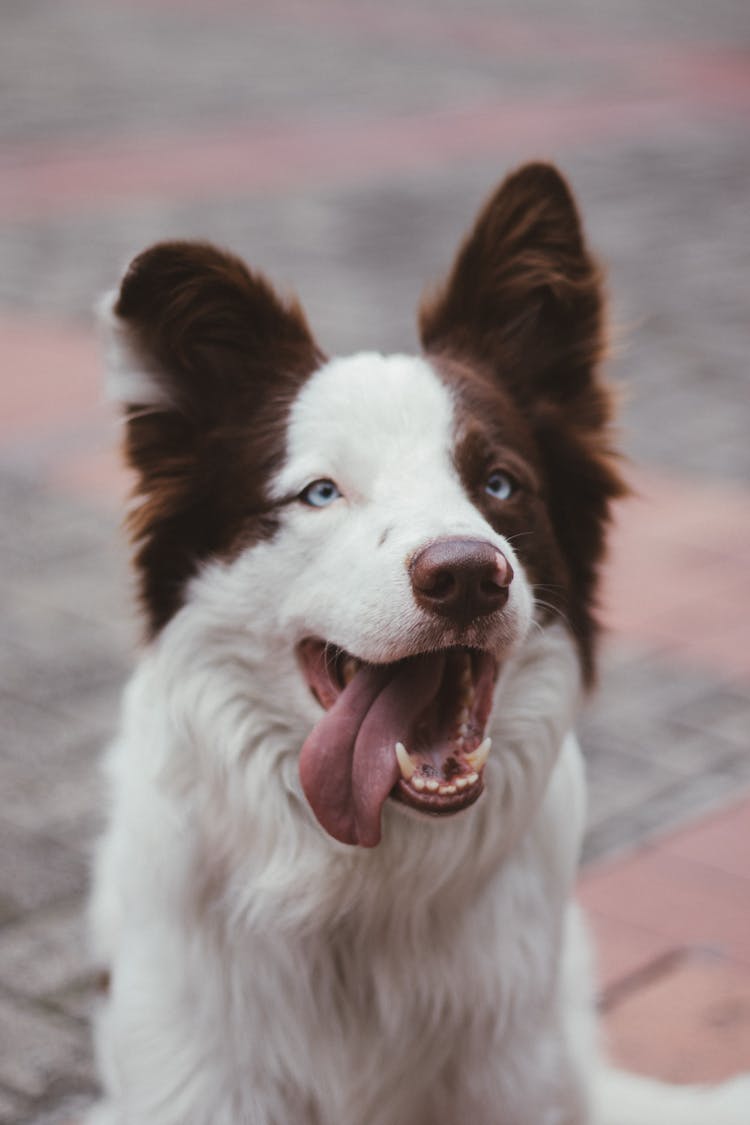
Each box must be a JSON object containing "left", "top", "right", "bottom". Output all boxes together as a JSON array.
[
  {"left": 0, "top": 742, "right": 106, "bottom": 843},
  {"left": 0, "top": 990, "right": 94, "bottom": 1101},
  {"left": 0, "top": 1087, "right": 25, "bottom": 1125},
  {"left": 0, "top": 318, "right": 104, "bottom": 440},
  {"left": 3, "top": 0, "right": 746, "bottom": 149},
  {"left": 1, "top": 626, "right": 127, "bottom": 717},
  {"left": 7, "top": 0, "right": 585, "bottom": 148},
  {"left": 579, "top": 638, "right": 750, "bottom": 860},
  {"left": 25, "top": 1095, "right": 97, "bottom": 1125},
  {"left": 580, "top": 852, "right": 750, "bottom": 969},
  {"left": 0, "top": 822, "right": 89, "bottom": 921},
  {"left": 602, "top": 951, "right": 750, "bottom": 1083},
  {"left": 0, "top": 903, "right": 91, "bottom": 1006},
  {"left": 581, "top": 794, "right": 750, "bottom": 1081},
  {"left": 23, "top": 1093, "right": 95, "bottom": 1125},
  {"left": 582, "top": 762, "right": 750, "bottom": 864},
  {"left": 660, "top": 797, "right": 750, "bottom": 883},
  {"left": 582, "top": 909, "right": 675, "bottom": 994}
]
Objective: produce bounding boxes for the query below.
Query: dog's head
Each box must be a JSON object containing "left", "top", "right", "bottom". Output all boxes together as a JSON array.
[{"left": 102, "top": 162, "right": 623, "bottom": 848}]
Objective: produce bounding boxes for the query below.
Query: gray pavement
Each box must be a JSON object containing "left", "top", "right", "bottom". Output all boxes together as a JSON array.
[{"left": 1, "top": 0, "right": 749, "bottom": 1119}]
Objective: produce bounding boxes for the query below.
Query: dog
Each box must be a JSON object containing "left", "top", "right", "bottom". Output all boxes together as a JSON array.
[{"left": 87, "top": 162, "right": 749, "bottom": 1124}]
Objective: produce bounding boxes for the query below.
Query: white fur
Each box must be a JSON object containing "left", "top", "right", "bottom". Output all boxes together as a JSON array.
[
  {"left": 88, "top": 351, "right": 749, "bottom": 1124},
  {"left": 97, "top": 290, "right": 172, "bottom": 407}
]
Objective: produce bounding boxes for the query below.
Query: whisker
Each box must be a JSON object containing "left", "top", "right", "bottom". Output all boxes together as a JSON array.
[
  {"left": 322, "top": 642, "right": 340, "bottom": 677},
  {"left": 533, "top": 598, "right": 573, "bottom": 631}
]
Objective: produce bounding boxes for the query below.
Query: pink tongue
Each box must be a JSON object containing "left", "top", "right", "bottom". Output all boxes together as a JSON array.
[{"left": 299, "top": 654, "right": 446, "bottom": 847}]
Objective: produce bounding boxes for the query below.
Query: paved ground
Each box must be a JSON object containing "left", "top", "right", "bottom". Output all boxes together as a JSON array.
[{"left": 1, "top": 0, "right": 749, "bottom": 1120}]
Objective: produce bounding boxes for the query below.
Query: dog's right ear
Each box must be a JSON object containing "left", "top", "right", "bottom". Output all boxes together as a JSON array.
[
  {"left": 100, "top": 241, "right": 324, "bottom": 635},
  {"left": 101, "top": 240, "right": 321, "bottom": 418}
]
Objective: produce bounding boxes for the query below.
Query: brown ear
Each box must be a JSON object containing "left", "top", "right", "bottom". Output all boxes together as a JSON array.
[
  {"left": 102, "top": 241, "right": 324, "bottom": 634},
  {"left": 420, "top": 162, "right": 604, "bottom": 412},
  {"left": 109, "top": 240, "right": 321, "bottom": 417},
  {"left": 420, "top": 163, "right": 625, "bottom": 681}
]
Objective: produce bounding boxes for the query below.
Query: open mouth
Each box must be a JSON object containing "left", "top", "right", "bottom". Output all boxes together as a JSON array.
[{"left": 297, "top": 639, "right": 498, "bottom": 848}]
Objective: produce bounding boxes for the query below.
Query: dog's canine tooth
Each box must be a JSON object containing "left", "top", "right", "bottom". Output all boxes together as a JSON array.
[
  {"left": 465, "top": 737, "right": 491, "bottom": 772},
  {"left": 395, "top": 742, "right": 415, "bottom": 781},
  {"left": 466, "top": 771, "right": 479, "bottom": 785},
  {"left": 455, "top": 777, "right": 470, "bottom": 789}
]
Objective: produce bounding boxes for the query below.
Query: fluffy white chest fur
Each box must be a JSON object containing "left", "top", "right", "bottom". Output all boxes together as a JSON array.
[{"left": 87, "top": 163, "right": 749, "bottom": 1124}]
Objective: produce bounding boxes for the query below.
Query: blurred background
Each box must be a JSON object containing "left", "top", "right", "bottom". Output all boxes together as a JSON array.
[{"left": 1, "top": 0, "right": 749, "bottom": 1120}]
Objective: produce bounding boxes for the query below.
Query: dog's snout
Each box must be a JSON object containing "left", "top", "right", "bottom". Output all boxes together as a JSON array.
[{"left": 409, "top": 537, "right": 513, "bottom": 624}]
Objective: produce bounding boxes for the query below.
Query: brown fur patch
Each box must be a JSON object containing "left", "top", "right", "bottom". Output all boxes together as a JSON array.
[
  {"left": 433, "top": 353, "right": 571, "bottom": 634},
  {"left": 113, "top": 241, "right": 325, "bottom": 635},
  {"left": 420, "top": 163, "right": 626, "bottom": 682}
]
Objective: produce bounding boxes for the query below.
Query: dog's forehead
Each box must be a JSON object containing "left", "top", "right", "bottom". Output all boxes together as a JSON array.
[{"left": 273, "top": 352, "right": 457, "bottom": 493}]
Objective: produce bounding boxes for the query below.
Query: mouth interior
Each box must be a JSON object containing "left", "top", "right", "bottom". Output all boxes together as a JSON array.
[{"left": 297, "top": 640, "right": 497, "bottom": 848}]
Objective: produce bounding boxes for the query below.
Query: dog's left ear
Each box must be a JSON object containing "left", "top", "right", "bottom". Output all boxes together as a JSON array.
[
  {"left": 420, "top": 163, "right": 626, "bottom": 681},
  {"left": 419, "top": 161, "right": 605, "bottom": 418}
]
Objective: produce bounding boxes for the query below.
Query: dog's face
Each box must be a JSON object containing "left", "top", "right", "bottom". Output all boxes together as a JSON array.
[{"left": 103, "top": 162, "right": 623, "bottom": 848}]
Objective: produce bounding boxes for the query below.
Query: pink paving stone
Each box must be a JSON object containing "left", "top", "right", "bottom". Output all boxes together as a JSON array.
[
  {"left": 607, "top": 467, "right": 750, "bottom": 557},
  {"left": 648, "top": 619, "right": 750, "bottom": 683},
  {"left": 2, "top": 9, "right": 749, "bottom": 221},
  {"left": 601, "top": 954, "right": 750, "bottom": 1083},
  {"left": 3, "top": 86, "right": 750, "bottom": 222},
  {"left": 601, "top": 468, "right": 750, "bottom": 680},
  {"left": 51, "top": 445, "right": 133, "bottom": 507},
  {"left": 580, "top": 797, "right": 750, "bottom": 997},
  {"left": 579, "top": 845, "right": 750, "bottom": 969},
  {"left": 580, "top": 906, "right": 677, "bottom": 994},
  {"left": 0, "top": 316, "right": 103, "bottom": 432},
  {"left": 658, "top": 797, "right": 750, "bottom": 884},
  {"left": 580, "top": 799, "right": 750, "bottom": 1079}
]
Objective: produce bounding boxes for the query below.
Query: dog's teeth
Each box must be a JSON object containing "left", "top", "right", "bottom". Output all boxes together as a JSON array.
[
  {"left": 395, "top": 742, "right": 415, "bottom": 781},
  {"left": 412, "top": 776, "right": 426, "bottom": 791},
  {"left": 455, "top": 777, "right": 470, "bottom": 790},
  {"left": 466, "top": 771, "right": 479, "bottom": 785},
  {"left": 465, "top": 737, "right": 491, "bottom": 772},
  {"left": 425, "top": 779, "right": 439, "bottom": 792},
  {"left": 440, "top": 784, "right": 457, "bottom": 795}
]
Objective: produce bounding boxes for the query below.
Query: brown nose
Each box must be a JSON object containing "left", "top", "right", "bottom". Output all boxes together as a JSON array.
[{"left": 409, "top": 537, "right": 513, "bottom": 625}]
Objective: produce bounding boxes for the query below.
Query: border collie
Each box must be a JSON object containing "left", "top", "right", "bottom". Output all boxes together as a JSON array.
[{"left": 88, "top": 162, "right": 749, "bottom": 1124}]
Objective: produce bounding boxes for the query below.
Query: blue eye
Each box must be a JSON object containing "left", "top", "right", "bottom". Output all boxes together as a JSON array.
[
  {"left": 299, "top": 479, "right": 342, "bottom": 508},
  {"left": 485, "top": 470, "right": 517, "bottom": 501}
]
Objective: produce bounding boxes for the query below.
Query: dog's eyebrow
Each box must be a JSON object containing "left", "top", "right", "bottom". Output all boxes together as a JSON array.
[{"left": 453, "top": 424, "right": 540, "bottom": 494}]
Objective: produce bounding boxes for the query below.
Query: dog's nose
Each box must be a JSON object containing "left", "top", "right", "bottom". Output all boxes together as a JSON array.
[{"left": 409, "top": 537, "right": 513, "bottom": 624}]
